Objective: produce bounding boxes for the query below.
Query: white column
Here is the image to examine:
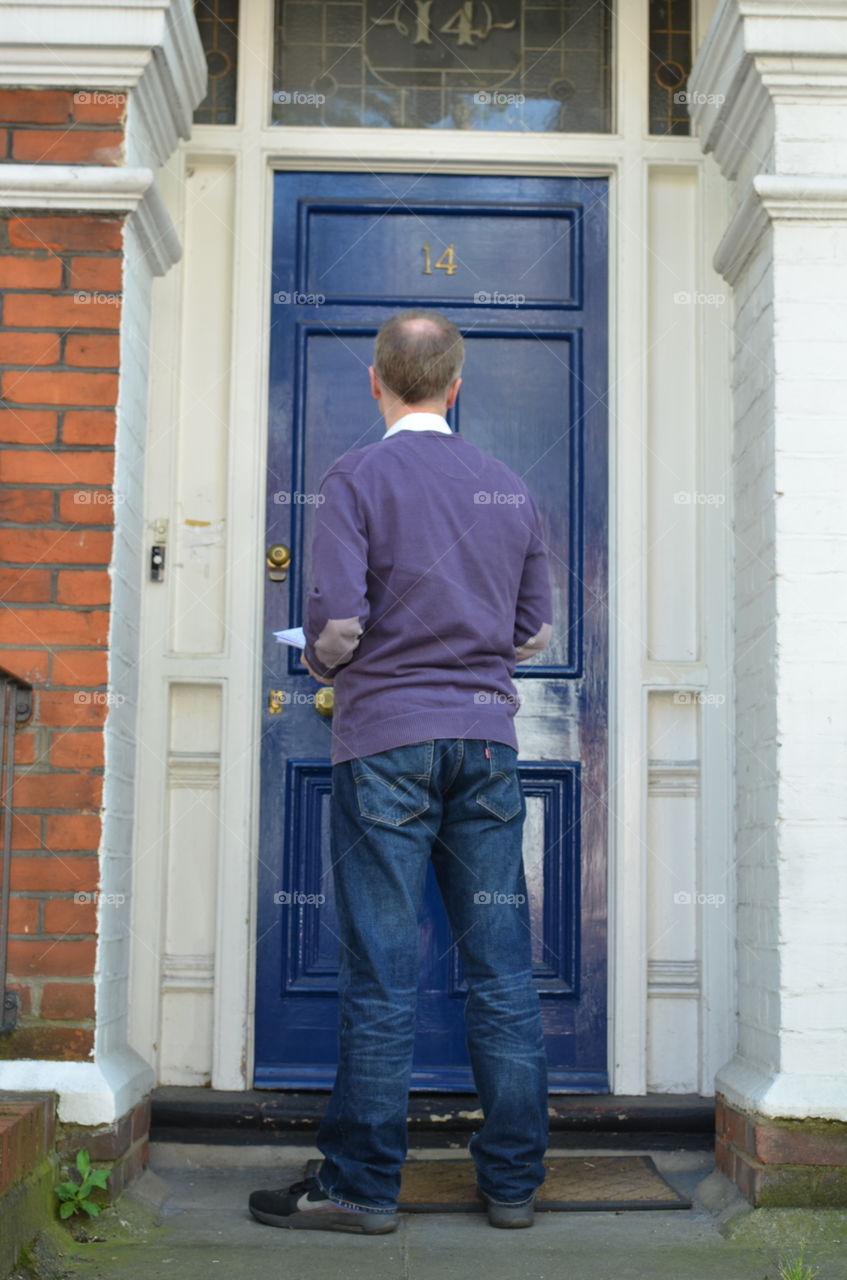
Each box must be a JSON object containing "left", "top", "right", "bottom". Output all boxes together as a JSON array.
[{"left": 689, "top": 0, "right": 847, "bottom": 1122}]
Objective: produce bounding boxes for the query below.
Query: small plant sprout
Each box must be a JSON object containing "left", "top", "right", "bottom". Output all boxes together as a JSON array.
[
  {"left": 776, "top": 1246, "right": 820, "bottom": 1280},
  {"left": 53, "top": 1148, "right": 110, "bottom": 1220}
]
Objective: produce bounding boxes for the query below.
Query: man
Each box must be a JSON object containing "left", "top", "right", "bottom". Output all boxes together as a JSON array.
[{"left": 249, "top": 310, "right": 553, "bottom": 1235}]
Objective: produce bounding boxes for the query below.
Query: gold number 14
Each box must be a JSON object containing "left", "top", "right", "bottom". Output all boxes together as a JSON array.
[{"left": 422, "top": 243, "right": 459, "bottom": 275}]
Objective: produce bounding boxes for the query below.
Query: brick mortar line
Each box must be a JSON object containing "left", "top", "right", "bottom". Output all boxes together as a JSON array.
[
  {"left": 0, "top": 419, "right": 119, "bottom": 424},
  {"left": 1, "top": 122, "right": 125, "bottom": 129},
  {"left": 0, "top": 404, "right": 119, "bottom": 411},
  {"left": 0, "top": 535, "right": 116, "bottom": 540}
]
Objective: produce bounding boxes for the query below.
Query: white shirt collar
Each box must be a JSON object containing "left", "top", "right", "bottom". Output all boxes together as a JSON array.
[{"left": 382, "top": 412, "right": 452, "bottom": 440}]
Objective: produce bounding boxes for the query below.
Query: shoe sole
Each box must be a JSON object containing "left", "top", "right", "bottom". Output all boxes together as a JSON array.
[
  {"left": 486, "top": 1207, "right": 534, "bottom": 1228},
  {"left": 250, "top": 1206, "right": 399, "bottom": 1234},
  {"left": 478, "top": 1189, "right": 536, "bottom": 1228}
]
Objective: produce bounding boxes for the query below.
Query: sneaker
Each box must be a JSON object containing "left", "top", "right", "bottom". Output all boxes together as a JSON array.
[
  {"left": 477, "top": 1186, "right": 537, "bottom": 1228},
  {"left": 249, "top": 1176, "right": 399, "bottom": 1234}
]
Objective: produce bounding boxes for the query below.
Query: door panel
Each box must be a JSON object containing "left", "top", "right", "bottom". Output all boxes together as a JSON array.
[{"left": 256, "top": 171, "right": 608, "bottom": 1091}]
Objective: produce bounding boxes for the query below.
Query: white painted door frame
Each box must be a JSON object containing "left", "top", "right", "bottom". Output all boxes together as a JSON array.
[{"left": 129, "top": 0, "right": 734, "bottom": 1094}]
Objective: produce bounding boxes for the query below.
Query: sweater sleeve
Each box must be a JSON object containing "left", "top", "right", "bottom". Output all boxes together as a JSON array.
[
  {"left": 303, "top": 470, "right": 370, "bottom": 679},
  {"left": 514, "top": 493, "right": 553, "bottom": 663}
]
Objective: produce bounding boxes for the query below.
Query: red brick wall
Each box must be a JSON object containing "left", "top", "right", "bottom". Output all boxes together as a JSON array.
[{"left": 1, "top": 88, "right": 127, "bottom": 1060}]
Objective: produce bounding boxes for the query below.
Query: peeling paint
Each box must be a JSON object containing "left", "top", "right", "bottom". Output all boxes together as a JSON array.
[
  {"left": 426, "top": 1109, "right": 484, "bottom": 1122},
  {"left": 178, "top": 518, "right": 226, "bottom": 561}
]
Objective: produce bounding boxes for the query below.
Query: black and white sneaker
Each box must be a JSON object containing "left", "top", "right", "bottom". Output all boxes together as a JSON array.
[{"left": 249, "top": 1176, "right": 399, "bottom": 1234}]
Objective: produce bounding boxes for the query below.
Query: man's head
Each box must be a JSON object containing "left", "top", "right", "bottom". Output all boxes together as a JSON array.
[{"left": 370, "top": 310, "right": 464, "bottom": 423}]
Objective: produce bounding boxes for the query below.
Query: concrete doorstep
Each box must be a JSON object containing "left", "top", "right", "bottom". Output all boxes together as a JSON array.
[{"left": 11, "top": 1143, "right": 847, "bottom": 1280}]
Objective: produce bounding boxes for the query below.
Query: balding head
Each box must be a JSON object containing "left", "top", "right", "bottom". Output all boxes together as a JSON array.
[{"left": 374, "top": 309, "right": 465, "bottom": 405}]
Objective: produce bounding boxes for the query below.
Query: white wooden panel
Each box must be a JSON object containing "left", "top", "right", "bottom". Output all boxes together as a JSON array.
[
  {"left": 646, "top": 690, "right": 700, "bottom": 1093},
  {"left": 172, "top": 158, "right": 235, "bottom": 654},
  {"left": 169, "top": 681, "right": 223, "bottom": 752},
  {"left": 647, "top": 999, "right": 699, "bottom": 1093},
  {"left": 160, "top": 990, "right": 215, "bottom": 1086},
  {"left": 647, "top": 166, "right": 700, "bottom": 662},
  {"left": 158, "top": 683, "right": 222, "bottom": 1083}
]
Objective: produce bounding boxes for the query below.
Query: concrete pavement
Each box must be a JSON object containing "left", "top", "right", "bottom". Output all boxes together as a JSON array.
[{"left": 17, "top": 1142, "right": 847, "bottom": 1280}]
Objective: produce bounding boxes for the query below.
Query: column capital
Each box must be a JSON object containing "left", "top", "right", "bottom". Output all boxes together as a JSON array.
[
  {"left": 0, "top": 163, "right": 180, "bottom": 273},
  {"left": 689, "top": 0, "right": 847, "bottom": 180},
  {"left": 715, "top": 173, "right": 847, "bottom": 283}
]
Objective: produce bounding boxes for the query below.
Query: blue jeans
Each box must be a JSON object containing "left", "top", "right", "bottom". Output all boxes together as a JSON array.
[{"left": 316, "top": 737, "right": 548, "bottom": 1213}]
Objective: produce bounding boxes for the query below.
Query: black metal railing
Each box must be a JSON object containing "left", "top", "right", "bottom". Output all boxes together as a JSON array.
[{"left": 1, "top": 665, "right": 33, "bottom": 1035}]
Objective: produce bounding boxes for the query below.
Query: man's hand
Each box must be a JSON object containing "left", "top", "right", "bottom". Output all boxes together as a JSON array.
[{"left": 300, "top": 651, "right": 334, "bottom": 685}]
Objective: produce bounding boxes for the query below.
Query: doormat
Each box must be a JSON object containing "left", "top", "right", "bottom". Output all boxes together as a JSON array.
[{"left": 304, "top": 1156, "right": 691, "bottom": 1212}]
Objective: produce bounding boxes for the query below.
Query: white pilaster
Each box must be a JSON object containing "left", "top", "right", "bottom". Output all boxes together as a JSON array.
[{"left": 689, "top": 0, "right": 847, "bottom": 1123}]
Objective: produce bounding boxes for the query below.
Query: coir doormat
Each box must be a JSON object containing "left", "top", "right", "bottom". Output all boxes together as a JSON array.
[{"left": 304, "top": 1156, "right": 691, "bottom": 1212}]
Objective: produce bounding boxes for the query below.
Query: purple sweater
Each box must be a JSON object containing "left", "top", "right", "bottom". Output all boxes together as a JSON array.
[{"left": 303, "top": 428, "right": 553, "bottom": 765}]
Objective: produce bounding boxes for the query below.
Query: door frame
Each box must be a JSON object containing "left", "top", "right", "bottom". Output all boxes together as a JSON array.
[
  {"left": 130, "top": 0, "right": 735, "bottom": 1096},
  {"left": 239, "top": 139, "right": 630, "bottom": 1094}
]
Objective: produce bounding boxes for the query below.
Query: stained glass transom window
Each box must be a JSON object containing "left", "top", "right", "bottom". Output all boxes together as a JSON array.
[
  {"left": 648, "top": 0, "right": 692, "bottom": 135},
  {"left": 271, "top": 0, "right": 612, "bottom": 131},
  {"left": 193, "top": 0, "right": 240, "bottom": 125}
]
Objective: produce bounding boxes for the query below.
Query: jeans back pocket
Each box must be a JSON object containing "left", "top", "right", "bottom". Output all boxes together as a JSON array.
[
  {"left": 475, "top": 740, "right": 523, "bottom": 822},
  {"left": 352, "top": 740, "right": 435, "bottom": 827}
]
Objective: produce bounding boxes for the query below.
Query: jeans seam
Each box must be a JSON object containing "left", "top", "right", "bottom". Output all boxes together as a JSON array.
[
  {"left": 442, "top": 736, "right": 463, "bottom": 793},
  {"left": 316, "top": 1177, "right": 397, "bottom": 1214}
]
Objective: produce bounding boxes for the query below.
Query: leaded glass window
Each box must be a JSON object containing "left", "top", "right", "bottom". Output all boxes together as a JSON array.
[
  {"left": 649, "top": 0, "right": 692, "bottom": 135},
  {"left": 271, "top": 0, "right": 612, "bottom": 131},
  {"left": 193, "top": 0, "right": 240, "bottom": 124}
]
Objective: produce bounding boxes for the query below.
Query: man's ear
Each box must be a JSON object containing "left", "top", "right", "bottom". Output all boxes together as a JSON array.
[
  {"left": 445, "top": 376, "right": 462, "bottom": 409},
  {"left": 368, "top": 365, "right": 381, "bottom": 400}
]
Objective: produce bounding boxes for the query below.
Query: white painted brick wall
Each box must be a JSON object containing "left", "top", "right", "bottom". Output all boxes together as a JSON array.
[
  {"left": 728, "top": 227, "right": 782, "bottom": 1074},
  {"left": 724, "top": 204, "right": 847, "bottom": 1104},
  {"left": 771, "top": 218, "right": 847, "bottom": 1076},
  {"left": 95, "top": 218, "right": 153, "bottom": 1057}
]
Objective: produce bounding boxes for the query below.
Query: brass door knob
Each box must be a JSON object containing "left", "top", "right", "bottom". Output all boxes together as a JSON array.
[
  {"left": 314, "top": 687, "right": 334, "bottom": 717},
  {"left": 267, "top": 543, "right": 291, "bottom": 582}
]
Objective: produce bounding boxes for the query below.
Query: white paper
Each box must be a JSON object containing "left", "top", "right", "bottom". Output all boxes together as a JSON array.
[{"left": 274, "top": 627, "right": 306, "bottom": 649}]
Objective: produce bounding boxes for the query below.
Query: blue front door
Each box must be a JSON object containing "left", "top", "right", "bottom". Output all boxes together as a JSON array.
[{"left": 255, "top": 171, "right": 609, "bottom": 1091}]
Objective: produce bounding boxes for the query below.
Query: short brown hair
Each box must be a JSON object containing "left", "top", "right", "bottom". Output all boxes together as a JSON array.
[{"left": 374, "top": 309, "right": 464, "bottom": 404}]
